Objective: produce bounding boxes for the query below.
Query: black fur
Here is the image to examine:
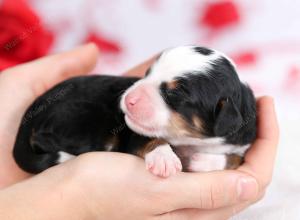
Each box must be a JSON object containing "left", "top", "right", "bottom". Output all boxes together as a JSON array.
[
  {"left": 194, "top": 46, "right": 214, "bottom": 55},
  {"left": 159, "top": 56, "right": 256, "bottom": 145},
  {"left": 13, "top": 75, "right": 149, "bottom": 173}
]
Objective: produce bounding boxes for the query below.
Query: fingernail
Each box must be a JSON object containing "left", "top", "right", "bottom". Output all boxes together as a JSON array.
[{"left": 237, "top": 177, "right": 258, "bottom": 201}]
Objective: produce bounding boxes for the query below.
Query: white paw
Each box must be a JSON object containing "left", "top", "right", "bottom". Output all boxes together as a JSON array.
[{"left": 145, "top": 144, "right": 182, "bottom": 178}]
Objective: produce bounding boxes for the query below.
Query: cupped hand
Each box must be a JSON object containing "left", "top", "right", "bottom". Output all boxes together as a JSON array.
[
  {"left": 0, "top": 43, "right": 99, "bottom": 187},
  {"left": 0, "top": 48, "right": 279, "bottom": 220},
  {"left": 65, "top": 99, "right": 278, "bottom": 220}
]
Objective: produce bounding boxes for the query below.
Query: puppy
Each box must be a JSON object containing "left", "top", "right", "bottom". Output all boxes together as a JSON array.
[{"left": 13, "top": 46, "right": 256, "bottom": 177}]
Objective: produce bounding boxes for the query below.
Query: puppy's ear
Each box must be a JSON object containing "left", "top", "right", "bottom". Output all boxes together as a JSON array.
[{"left": 213, "top": 97, "right": 243, "bottom": 137}]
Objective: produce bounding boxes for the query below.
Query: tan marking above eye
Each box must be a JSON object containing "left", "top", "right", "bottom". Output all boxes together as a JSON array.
[
  {"left": 218, "top": 98, "right": 229, "bottom": 109},
  {"left": 166, "top": 80, "right": 178, "bottom": 89},
  {"left": 219, "top": 100, "right": 226, "bottom": 108}
]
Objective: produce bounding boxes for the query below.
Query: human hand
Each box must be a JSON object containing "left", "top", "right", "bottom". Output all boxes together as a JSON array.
[
  {"left": 61, "top": 98, "right": 277, "bottom": 220},
  {"left": 0, "top": 49, "right": 279, "bottom": 220},
  {"left": 0, "top": 43, "right": 99, "bottom": 188},
  {"left": 0, "top": 101, "right": 278, "bottom": 220},
  {"left": 122, "top": 60, "right": 279, "bottom": 219}
]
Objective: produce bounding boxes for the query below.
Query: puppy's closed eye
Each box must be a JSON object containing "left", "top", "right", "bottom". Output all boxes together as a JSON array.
[{"left": 160, "top": 82, "right": 187, "bottom": 109}]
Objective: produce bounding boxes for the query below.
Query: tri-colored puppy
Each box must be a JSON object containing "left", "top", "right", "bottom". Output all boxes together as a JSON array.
[{"left": 13, "top": 46, "right": 257, "bottom": 177}]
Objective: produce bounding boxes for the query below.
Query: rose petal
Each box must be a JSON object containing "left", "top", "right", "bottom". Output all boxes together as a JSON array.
[{"left": 85, "top": 33, "right": 122, "bottom": 54}]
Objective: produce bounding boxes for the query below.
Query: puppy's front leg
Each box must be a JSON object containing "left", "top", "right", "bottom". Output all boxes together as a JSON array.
[
  {"left": 145, "top": 144, "right": 182, "bottom": 177},
  {"left": 136, "top": 139, "right": 182, "bottom": 177}
]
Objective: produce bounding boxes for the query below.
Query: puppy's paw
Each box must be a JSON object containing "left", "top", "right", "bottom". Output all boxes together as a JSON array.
[{"left": 145, "top": 144, "right": 182, "bottom": 178}]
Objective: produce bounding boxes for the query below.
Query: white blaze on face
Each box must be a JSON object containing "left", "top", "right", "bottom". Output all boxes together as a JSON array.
[
  {"left": 120, "top": 46, "right": 221, "bottom": 138},
  {"left": 148, "top": 46, "right": 219, "bottom": 81}
]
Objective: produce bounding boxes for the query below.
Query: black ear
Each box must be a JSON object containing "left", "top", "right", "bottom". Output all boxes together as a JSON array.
[{"left": 213, "top": 97, "right": 243, "bottom": 137}]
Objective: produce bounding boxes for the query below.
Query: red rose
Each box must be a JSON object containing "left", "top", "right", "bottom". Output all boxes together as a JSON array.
[
  {"left": 85, "top": 33, "right": 122, "bottom": 55},
  {"left": 200, "top": 1, "right": 241, "bottom": 30},
  {"left": 231, "top": 51, "right": 258, "bottom": 67},
  {"left": 0, "top": 0, "right": 54, "bottom": 71}
]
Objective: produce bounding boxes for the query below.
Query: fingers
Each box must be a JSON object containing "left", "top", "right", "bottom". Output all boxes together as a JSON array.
[
  {"left": 1, "top": 43, "right": 99, "bottom": 99},
  {"left": 159, "top": 191, "right": 265, "bottom": 220},
  {"left": 158, "top": 170, "right": 258, "bottom": 212},
  {"left": 160, "top": 204, "right": 247, "bottom": 220},
  {"left": 255, "top": 96, "right": 279, "bottom": 142},
  {"left": 0, "top": 43, "right": 99, "bottom": 136},
  {"left": 238, "top": 96, "right": 279, "bottom": 189},
  {"left": 124, "top": 54, "right": 158, "bottom": 77}
]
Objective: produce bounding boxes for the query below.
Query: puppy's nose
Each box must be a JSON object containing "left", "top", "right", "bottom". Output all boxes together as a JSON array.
[
  {"left": 124, "top": 85, "right": 155, "bottom": 119},
  {"left": 125, "top": 92, "right": 141, "bottom": 110}
]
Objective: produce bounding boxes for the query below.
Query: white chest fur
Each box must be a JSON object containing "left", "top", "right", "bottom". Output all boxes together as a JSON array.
[{"left": 169, "top": 137, "right": 250, "bottom": 172}]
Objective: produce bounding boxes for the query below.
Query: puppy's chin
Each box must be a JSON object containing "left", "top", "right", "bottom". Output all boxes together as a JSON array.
[{"left": 124, "top": 114, "right": 165, "bottom": 138}]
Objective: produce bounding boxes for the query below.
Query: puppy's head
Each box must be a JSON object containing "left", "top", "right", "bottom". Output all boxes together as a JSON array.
[{"left": 120, "top": 46, "right": 256, "bottom": 145}]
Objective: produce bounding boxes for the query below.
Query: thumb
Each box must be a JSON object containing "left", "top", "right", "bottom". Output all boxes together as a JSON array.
[{"left": 160, "top": 171, "right": 259, "bottom": 212}]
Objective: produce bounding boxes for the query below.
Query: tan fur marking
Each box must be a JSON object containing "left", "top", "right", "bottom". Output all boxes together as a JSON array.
[
  {"left": 136, "top": 139, "right": 167, "bottom": 158},
  {"left": 168, "top": 113, "right": 202, "bottom": 138},
  {"left": 226, "top": 154, "right": 243, "bottom": 169},
  {"left": 166, "top": 80, "right": 178, "bottom": 89},
  {"left": 218, "top": 98, "right": 228, "bottom": 109}
]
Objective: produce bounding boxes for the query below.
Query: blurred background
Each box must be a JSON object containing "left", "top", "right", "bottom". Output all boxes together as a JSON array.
[{"left": 1, "top": 0, "right": 299, "bottom": 219}]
